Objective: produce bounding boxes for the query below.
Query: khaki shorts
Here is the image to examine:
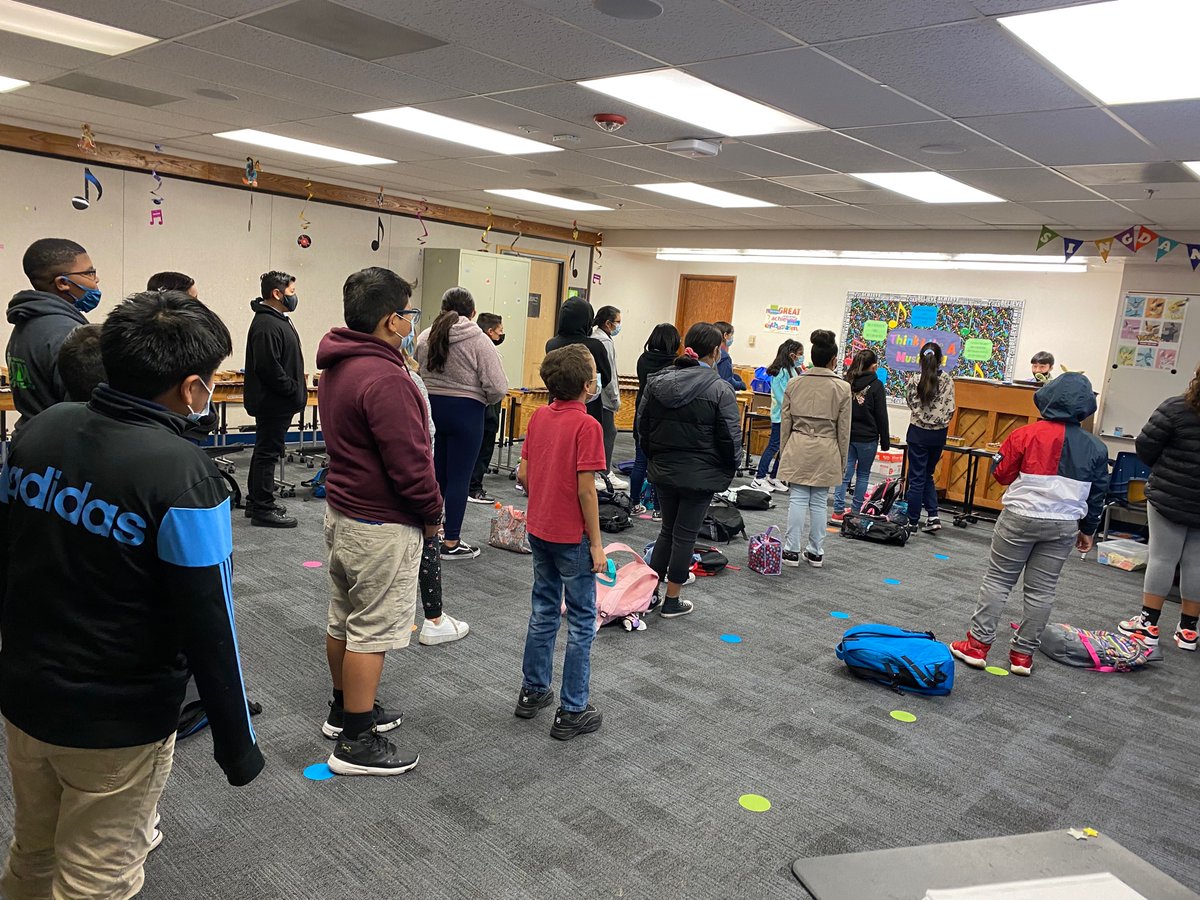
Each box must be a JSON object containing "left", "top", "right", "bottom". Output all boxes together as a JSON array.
[{"left": 324, "top": 506, "right": 421, "bottom": 653}]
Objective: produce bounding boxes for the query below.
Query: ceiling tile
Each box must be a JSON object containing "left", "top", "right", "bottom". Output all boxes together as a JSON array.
[
  {"left": 842, "top": 120, "right": 1037, "bottom": 169},
  {"left": 0, "top": 59, "right": 69, "bottom": 82},
  {"left": 1020, "top": 200, "right": 1141, "bottom": 229},
  {"left": 689, "top": 48, "right": 937, "bottom": 129},
  {"left": 1087, "top": 182, "right": 1200, "bottom": 202},
  {"left": 824, "top": 21, "right": 1092, "bottom": 117},
  {"left": 951, "top": 202, "right": 1050, "bottom": 225},
  {"left": 518, "top": 0, "right": 796, "bottom": 64},
  {"left": 416, "top": 94, "right": 635, "bottom": 152},
  {"left": 884, "top": 205, "right": 997, "bottom": 227},
  {"left": 242, "top": 0, "right": 446, "bottom": 61},
  {"left": 0, "top": 93, "right": 205, "bottom": 141},
  {"left": 1051, "top": 162, "right": 1196, "bottom": 185},
  {"left": 726, "top": 0, "right": 971, "bottom": 44},
  {"left": 435, "top": 154, "right": 626, "bottom": 189},
  {"left": 580, "top": 146, "right": 753, "bottom": 182},
  {"left": 1114, "top": 199, "right": 1200, "bottom": 229},
  {"left": 300, "top": 116, "right": 492, "bottom": 161},
  {"left": 29, "top": 0, "right": 222, "bottom": 38},
  {"left": 10, "top": 84, "right": 235, "bottom": 135},
  {"left": 378, "top": 46, "right": 552, "bottom": 93},
  {"left": 180, "top": 23, "right": 466, "bottom": 105},
  {"left": 1111, "top": 100, "right": 1200, "bottom": 159},
  {"left": 0, "top": 31, "right": 105, "bottom": 70},
  {"left": 948, "top": 167, "right": 1098, "bottom": 201},
  {"left": 694, "top": 179, "right": 839, "bottom": 206},
  {"left": 962, "top": 109, "right": 1165, "bottom": 166},
  {"left": 749, "top": 131, "right": 918, "bottom": 172},
  {"left": 968, "top": 0, "right": 1101, "bottom": 13},
  {"left": 804, "top": 205, "right": 918, "bottom": 228},
  {"left": 735, "top": 206, "right": 846, "bottom": 227},
  {"left": 509, "top": 147, "right": 670, "bottom": 184},
  {"left": 704, "top": 142, "right": 828, "bottom": 178},
  {"left": 812, "top": 189, "right": 922, "bottom": 206},
  {"left": 172, "top": 0, "right": 282, "bottom": 14},
  {"left": 767, "top": 173, "right": 866, "bottom": 192}
]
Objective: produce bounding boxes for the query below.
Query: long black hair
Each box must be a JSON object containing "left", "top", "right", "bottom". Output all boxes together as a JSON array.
[
  {"left": 845, "top": 348, "right": 878, "bottom": 384},
  {"left": 675, "top": 322, "right": 723, "bottom": 368},
  {"left": 593, "top": 305, "right": 620, "bottom": 330},
  {"left": 767, "top": 339, "right": 803, "bottom": 377},
  {"left": 426, "top": 287, "right": 475, "bottom": 373},
  {"left": 915, "top": 341, "right": 943, "bottom": 406},
  {"left": 644, "top": 323, "right": 681, "bottom": 355}
]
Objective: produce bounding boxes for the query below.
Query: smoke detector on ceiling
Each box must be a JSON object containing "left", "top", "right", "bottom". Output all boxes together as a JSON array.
[
  {"left": 593, "top": 113, "right": 627, "bottom": 133},
  {"left": 663, "top": 139, "right": 720, "bottom": 158}
]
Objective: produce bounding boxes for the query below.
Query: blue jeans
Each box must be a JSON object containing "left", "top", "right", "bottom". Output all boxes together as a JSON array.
[
  {"left": 786, "top": 485, "right": 829, "bottom": 557},
  {"left": 755, "top": 422, "right": 781, "bottom": 479},
  {"left": 521, "top": 535, "right": 597, "bottom": 713},
  {"left": 629, "top": 435, "right": 656, "bottom": 510},
  {"left": 833, "top": 441, "right": 878, "bottom": 514},
  {"left": 904, "top": 425, "right": 947, "bottom": 522}
]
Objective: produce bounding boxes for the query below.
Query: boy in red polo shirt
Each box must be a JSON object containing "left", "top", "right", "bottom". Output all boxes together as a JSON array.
[{"left": 514, "top": 345, "right": 607, "bottom": 740}]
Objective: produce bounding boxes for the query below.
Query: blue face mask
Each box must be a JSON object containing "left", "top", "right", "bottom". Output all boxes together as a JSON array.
[
  {"left": 402, "top": 332, "right": 416, "bottom": 356},
  {"left": 186, "top": 380, "right": 216, "bottom": 423},
  {"left": 64, "top": 278, "right": 102, "bottom": 313},
  {"left": 611, "top": 323, "right": 621, "bottom": 337},
  {"left": 726, "top": 337, "right": 733, "bottom": 349}
]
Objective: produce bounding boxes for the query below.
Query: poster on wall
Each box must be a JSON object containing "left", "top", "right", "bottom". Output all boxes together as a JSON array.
[
  {"left": 840, "top": 292, "right": 1024, "bottom": 403},
  {"left": 1112, "top": 294, "right": 1187, "bottom": 371},
  {"left": 763, "top": 304, "right": 804, "bottom": 334}
]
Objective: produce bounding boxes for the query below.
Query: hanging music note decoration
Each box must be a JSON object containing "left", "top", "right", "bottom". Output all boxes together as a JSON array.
[
  {"left": 569, "top": 250, "right": 578, "bottom": 279},
  {"left": 371, "top": 216, "right": 385, "bottom": 252},
  {"left": 71, "top": 168, "right": 103, "bottom": 210}
]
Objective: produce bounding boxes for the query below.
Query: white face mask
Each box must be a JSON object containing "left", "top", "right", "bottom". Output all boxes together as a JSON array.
[
  {"left": 587, "top": 373, "right": 602, "bottom": 403},
  {"left": 187, "top": 379, "right": 216, "bottom": 422}
]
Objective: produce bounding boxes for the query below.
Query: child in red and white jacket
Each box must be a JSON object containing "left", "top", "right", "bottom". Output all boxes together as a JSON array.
[{"left": 950, "top": 373, "right": 1110, "bottom": 676}]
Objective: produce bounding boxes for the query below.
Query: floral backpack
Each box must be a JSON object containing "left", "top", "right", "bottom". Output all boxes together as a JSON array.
[
  {"left": 488, "top": 504, "right": 531, "bottom": 554},
  {"left": 1039, "top": 623, "right": 1162, "bottom": 672}
]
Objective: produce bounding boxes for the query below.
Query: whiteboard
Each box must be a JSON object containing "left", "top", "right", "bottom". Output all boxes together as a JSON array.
[{"left": 1099, "top": 292, "right": 1197, "bottom": 438}]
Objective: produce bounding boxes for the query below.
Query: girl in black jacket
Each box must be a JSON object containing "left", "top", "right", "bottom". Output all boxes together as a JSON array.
[
  {"left": 832, "top": 349, "right": 890, "bottom": 521},
  {"left": 1118, "top": 361, "right": 1200, "bottom": 651},
  {"left": 639, "top": 323, "right": 741, "bottom": 619},
  {"left": 630, "top": 323, "right": 680, "bottom": 516}
]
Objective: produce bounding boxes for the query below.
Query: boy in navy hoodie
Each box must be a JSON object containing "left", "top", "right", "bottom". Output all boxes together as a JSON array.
[{"left": 950, "top": 373, "right": 1109, "bottom": 676}]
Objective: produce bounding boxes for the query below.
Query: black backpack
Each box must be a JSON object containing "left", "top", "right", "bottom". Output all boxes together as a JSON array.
[
  {"left": 840, "top": 512, "right": 909, "bottom": 546},
  {"left": 735, "top": 489, "right": 772, "bottom": 511},
  {"left": 691, "top": 545, "right": 729, "bottom": 575},
  {"left": 599, "top": 500, "right": 632, "bottom": 533},
  {"left": 699, "top": 505, "right": 746, "bottom": 543}
]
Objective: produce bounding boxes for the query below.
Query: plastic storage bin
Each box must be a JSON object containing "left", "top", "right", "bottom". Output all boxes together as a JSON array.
[
  {"left": 872, "top": 450, "right": 904, "bottom": 480},
  {"left": 1096, "top": 538, "right": 1149, "bottom": 571}
]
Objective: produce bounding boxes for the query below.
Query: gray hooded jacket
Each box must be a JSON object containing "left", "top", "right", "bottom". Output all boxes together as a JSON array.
[{"left": 6, "top": 290, "right": 88, "bottom": 423}]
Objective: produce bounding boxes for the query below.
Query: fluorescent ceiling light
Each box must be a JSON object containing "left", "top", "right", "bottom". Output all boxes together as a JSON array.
[
  {"left": 579, "top": 68, "right": 821, "bottom": 137},
  {"left": 354, "top": 107, "right": 561, "bottom": 155},
  {"left": 0, "top": 0, "right": 155, "bottom": 54},
  {"left": 637, "top": 182, "right": 774, "bottom": 208},
  {"left": 0, "top": 74, "right": 29, "bottom": 92},
  {"left": 656, "top": 248, "right": 1086, "bottom": 274},
  {"left": 1000, "top": 0, "right": 1200, "bottom": 105},
  {"left": 1184, "top": 161, "right": 1200, "bottom": 180},
  {"left": 486, "top": 189, "right": 610, "bottom": 211},
  {"left": 214, "top": 129, "right": 395, "bottom": 166},
  {"left": 850, "top": 171, "right": 1004, "bottom": 203}
]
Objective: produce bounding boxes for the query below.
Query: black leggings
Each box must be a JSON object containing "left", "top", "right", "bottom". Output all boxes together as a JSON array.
[
  {"left": 649, "top": 485, "right": 713, "bottom": 586},
  {"left": 419, "top": 537, "right": 442, "bottom": 620}
]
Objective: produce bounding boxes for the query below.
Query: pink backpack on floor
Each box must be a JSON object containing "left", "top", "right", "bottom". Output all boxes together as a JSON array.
[{"left": 563, "top": 542, "right": 659, "bottom": 631}]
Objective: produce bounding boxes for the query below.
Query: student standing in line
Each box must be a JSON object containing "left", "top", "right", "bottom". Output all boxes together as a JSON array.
[
  {"left": 950, "top": 373, "right": 1108, "bottom": 676},
  {"left": 750, "top": 338, "right": 804, "bottom": 494},
  {"left": 244, "top": 271, "right": 306, "bottom": 528},
  {"left": 1117, "top": 361, "right": 1200, "bottom": 651},
  {"left": 903, "top": 342, "right": 956, "bottom": 534},
  {"left": 0, "top": 291, "right": 264, "bottom": 897},
  {"left": 546, "top": 297, "right": 612, "bottom": 429},
  {"left": 515, "top": 345, "right": 606, "bottom": 741},
  {"left": 630, "top": 323, "right": 680, "bottom": 517},
  {"left": 639, "top": 323, "right": 741, "bottom": 618},
  {"left": 777, "top": 330, "right": 851, "bottom": 568},
  {"left": 147, "top": 271, "right": 199, "bottom": 298},
  {"left": 416, "top": 288, "right": 508, "bottom": 560},
  {"left": 831, "top": 349, "right": 890, "bottom": 523},
  {"left": 56, "top": 324, "right": 105, "bottom": 403},
  {"left": 1030, "top": 350, "right": 1055, "bottom": 383},
  {"left": 591, "top": 305, "right": 626, "bottom": 487},
  {"left": 713, "top": 321, "right": 746, "bottom": 390},
  {"left": 467, "top": 312, "right": 507, "bottom": 505},
  {"left": 6, "top": 238, "right": 98, "bottom": 425},
  {"left": 316, "top": 267, "right": 443, "bottom": 775}
]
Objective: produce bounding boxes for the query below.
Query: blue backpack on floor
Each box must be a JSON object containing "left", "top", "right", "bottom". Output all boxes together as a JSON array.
[{"left": 835, "top": 624, "right": 955, "bottom": 696}]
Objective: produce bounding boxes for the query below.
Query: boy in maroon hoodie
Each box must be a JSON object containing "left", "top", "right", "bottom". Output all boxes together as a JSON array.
[{"left": 315, "top": 267, "right": 442, "bottom": 776}]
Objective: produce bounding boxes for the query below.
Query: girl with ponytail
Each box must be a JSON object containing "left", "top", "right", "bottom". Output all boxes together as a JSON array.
[
  {"left": 903, "top": 341, "right": 956, "bottom": 533},
  {"left": 750, "top": 338, "right": 804, "bottom": 493}
]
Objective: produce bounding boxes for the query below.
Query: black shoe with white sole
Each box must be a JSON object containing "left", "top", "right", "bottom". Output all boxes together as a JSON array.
[
  {"left": 440, "top": 541, "right": 481, "bottom": 560},
  {"left": 322, "top": 700, "right": 403, "bottom": 739},
  {"left": 244, "top": 503, "right": 287, "bottom": 519},
  {"left": 659, "top": 597, "right": 694, "bottom": 618},
  {"left": 550, "top": 704, "right": 603, "bottom": 741},
  {"left": 783, "top": 551, "right": 800, "bottom": 568},
  {"left": 466, "top": 490, "right": 495, "bottom": 504},
  {"left": 803, "top": 550, "right": 824, "bottom": 568},
  {"left": 514, "top": 687, "right": 555, "bottom": 719},
  {"left": 921, "top": 516, "right": 942, "bottom": 533},
  {"left": 328, "top": 732, "right": 419, "bottom": 776}
]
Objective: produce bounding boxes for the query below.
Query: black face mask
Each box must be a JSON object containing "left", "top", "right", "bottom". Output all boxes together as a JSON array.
[
  {"left": 491, "top": 332, "right": 506, "bottom": 346},
  {"left": 280, "top": 291, "right": 298, "bottom": 313}
]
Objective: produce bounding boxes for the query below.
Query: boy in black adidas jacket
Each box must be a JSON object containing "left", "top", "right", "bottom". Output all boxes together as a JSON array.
[{"left": 0, "top": 291, "right": 264, "bottom": 898}]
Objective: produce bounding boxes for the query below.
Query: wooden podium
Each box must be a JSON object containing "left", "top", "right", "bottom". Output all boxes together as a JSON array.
[{"left": 935, "top": 380, "right": 1043, "bottom": 511}]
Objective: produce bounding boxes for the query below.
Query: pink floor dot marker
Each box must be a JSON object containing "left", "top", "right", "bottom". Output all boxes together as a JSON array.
[{"left": 302, "top": 561, "right": 323, "bottom": 569}]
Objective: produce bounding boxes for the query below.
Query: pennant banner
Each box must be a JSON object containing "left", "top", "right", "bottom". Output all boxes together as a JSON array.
[
  {"left": 1094, "top": 237, "right": 1114, "bottom": 262},
  {"left": 1188, "top": 244, "right": 1200, "bottom": 272},
  {"left": 1063, "top": 237, "right": 1084, "bottom": 261},
  {"left": 1134, "top": 225, "right": 1157, "bottom": 251},
  {"left": 1156, "top": 237, "right": 1180, "bottom": 261},
  {"left": 1035, "top": 224, "right": 1198, "bottom": 271},
  {"left": 1114, "top": 225, "right": 1139, "bottom": 251},
  {"left": 1036, "top": 225, "right": 1060, "bottom": 249}
]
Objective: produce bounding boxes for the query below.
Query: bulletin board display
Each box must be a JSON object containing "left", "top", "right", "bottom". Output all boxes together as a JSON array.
[{"left": 839, "top": 291, "right": 1025, "bottom": 403}]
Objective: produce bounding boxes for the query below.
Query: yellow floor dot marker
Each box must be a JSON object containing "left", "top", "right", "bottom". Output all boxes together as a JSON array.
[
  {"left": 739, "top": 793, "right": 771, "bottom": 812},
  {"left": 985, "top": 665, "right": 1009, "bottom": 676},
  {"left": 890, "top": 710, "right": 917, "bottom": 723}
]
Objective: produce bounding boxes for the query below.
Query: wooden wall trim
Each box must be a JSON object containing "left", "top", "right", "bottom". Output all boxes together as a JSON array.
[{"left": 0, "top": 123, "right": 601, "bottom": 247}]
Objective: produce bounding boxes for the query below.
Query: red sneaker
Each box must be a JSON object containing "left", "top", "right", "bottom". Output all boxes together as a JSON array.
[
  {"left": 1009, "top": 650, "right": 1034, "bottom": 676},
  {"left": 829, "top": 512, "right": 845, "bottom": 525},
  {"left": 949, "top": 633, "right": 990, "bottom": 669}
]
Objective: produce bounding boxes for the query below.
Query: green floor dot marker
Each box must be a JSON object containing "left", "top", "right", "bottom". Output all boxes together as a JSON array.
[
  {"left": 985, "top": 665, "right": 1009, "bottom": 676},
  {"left": 738, "top": 793, "right": 771, "bottom": 812},
  {"left": 890, "top": 710, "right": 917, "bottom": 723}
]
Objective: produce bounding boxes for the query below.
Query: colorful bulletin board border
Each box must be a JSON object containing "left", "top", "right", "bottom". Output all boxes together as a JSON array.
[{"left": 840, "top": 292, "right": 1024, "bottom": 404}]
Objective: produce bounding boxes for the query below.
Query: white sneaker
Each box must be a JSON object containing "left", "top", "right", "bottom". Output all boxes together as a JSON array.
[
  {"left": 419, "top": 614, "right": 470, "bottom": 645},
  {"left": 749, "top": 477, "right": 769, "bottom": 491},
  {"left": 595, "top": 474, "right": 609, "bottom": 491},
  {"left": 769, "top": 477, "right": 789, "bottom": 493},
  {"left": 661, "top": 573, "right": 696, "bottom": 587},
  {"left": 149, "top": 813, "right": 163, "bottom": 852},
  {"left": 608, "top": 472, "right": 629, "bottom": 489}
]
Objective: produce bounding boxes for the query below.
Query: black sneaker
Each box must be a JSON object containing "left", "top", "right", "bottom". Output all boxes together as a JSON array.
[
  {"left": 327, "top": 731, "right": 418, "bottom": 776},
  {"left": 646, "top": 590, "right": 662, "bottom": 613},
  {"left": 322, "top": 700, "right": 403, "bottom": 739},
  {"left": 514, "top": 686, "right": 555, "bottom": 719},
  {"left": 466, "top": 490, "right": 495, "bottom": 504},
  {"left": 440, "top": 541, "right": 481, "bottom": 560},
  {"left": 550, "top": 703, "right": 603, "bottom": 741},
  {"left": 250, "top": 508, "right": 297, "bottom": 528},
  {"left": 921, "top": 516, "right": 942, "bottom": 533},
  {"left": 782, "top": 550, "right": 800, "bottom": 568},
  {"left": 803, "top": 550, "right": 824, "bottom": 568},
  {"left": 244, "top": 502, "right": 287, "bottom": 519},
  {"left": 659, "top": 596, "right": 694, "bottom": 618}
]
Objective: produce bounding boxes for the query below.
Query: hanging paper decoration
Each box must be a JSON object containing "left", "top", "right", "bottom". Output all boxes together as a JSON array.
[
  {"left": 242, "top": 157, "right": 260, "bottom": 232},
  {"left": 1063, "top": 237, "right": 1084, "bottom": 261},
  {"left": 510, "top": 220, "right": 522, "bottom": 250},
  {"left": 592, "top": 273, "right": 601, "bottom": 285},
  {"left": 1094, "top": 237, "right": 1114, "bottom": 262},
  {"left": 572, "top": 220, "right": 579, "bottom": 242},
  {"left": 1036, "top": 225, "right": 1060, "bottom": 249},
  {"left": 297, "top": 234, "right": 312, "bottom": 249},
  {"left": 1156, "top": 237, "right": 1180, "bottom": 261},
  {"left": 569, "top": 250, "right": 578, "bottom": 278},
  {"left": 1134, "top": 225, "right": 1157, "bottom": 251},
  {"left": 595, "top": 232, "right": 603, "bottom": 270},
  {"left": 371, "top": 216, "right": 384, "bottom": 251},
  {"left": 71, "top": 167, "right": 103, "bottom": 210},
  {"left": 1036, "top": 224, "right": 1199, "bottom": 272},
  {"left": 148, "top": 143, "right": 164, "bottom": 225},
  {"left": 416, "top": 199, "right": 429, "bottom": 246},
  {"left": 480, "top": 206, "right": 493, "bottom": 250},
  {"left": 1114, "top": 225, "right": 1139, "bottom": 252},
  {"left": 299, "top": 179, "right": 313, "bottom": 231},
  {"left": 376, "top": 186, "right": 385, "bottom": 208},
  {"left": 1188, "top": 244, "right": 1200, "bottom": 271},
  {"left": 78, "top": 124, "right": 97, "bottom": 154}
]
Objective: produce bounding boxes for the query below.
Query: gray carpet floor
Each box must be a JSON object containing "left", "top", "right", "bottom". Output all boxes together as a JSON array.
[{"left": 2, "top": 434, "right": 1196, "bottom": 900}]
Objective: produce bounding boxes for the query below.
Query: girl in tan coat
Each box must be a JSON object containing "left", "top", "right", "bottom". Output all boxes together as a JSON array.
[{"left": 776, "top": 331, "right": 851, "bottom": 567}]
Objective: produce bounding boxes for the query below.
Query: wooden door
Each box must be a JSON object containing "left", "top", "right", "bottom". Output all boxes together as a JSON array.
[
  {"left": 522, "top": 258, "right": 564, "bottom": 388},
  {"left": 676, "top": 274, "right": 735, "bottom": 338}
]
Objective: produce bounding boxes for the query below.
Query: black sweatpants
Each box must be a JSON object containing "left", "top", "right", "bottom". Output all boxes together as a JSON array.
[
  {"left": 248, "top": 413, "right": 292, "bottom": 513},
  {"left": 649, "top": 485, "right": 713, "bottom": 586}
]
